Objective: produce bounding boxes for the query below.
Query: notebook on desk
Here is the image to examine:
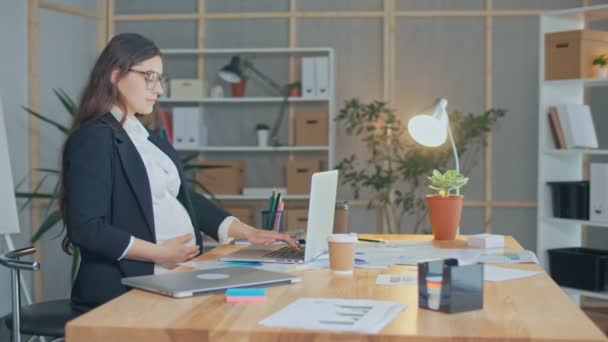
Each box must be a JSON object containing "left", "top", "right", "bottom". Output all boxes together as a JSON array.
[{"left": 220, "top": 170, "right": 338, "bottom": 264}]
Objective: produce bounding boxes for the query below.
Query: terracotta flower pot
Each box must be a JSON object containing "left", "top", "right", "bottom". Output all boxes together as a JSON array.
[
  {"left": 290, "top": 86, "right": 301, "bottom": 97},
  {"left": 231, "top": 79, "right": 247, "bottom": 97},
  {"left": 427, "top": 195, "right": 463, "bottom": 240}
]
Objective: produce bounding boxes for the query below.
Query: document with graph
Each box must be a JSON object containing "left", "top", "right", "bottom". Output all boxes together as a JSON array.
[{"left": 259, "top": 298, "right": 406, "bottom": 333}]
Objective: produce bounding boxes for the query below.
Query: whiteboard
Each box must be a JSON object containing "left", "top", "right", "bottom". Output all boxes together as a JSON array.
[{"left": 0, "top": 96, "right": 20, "bottom": 234}]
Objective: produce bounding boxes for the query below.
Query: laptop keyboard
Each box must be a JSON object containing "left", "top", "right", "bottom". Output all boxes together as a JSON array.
[{"left": 263, "top": 246, "right": 305, "bottom": 259}]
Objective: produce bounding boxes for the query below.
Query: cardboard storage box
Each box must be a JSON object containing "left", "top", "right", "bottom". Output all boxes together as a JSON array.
[
  {"left": 286, "top": 208, "right": 308, "bottom": 232},
  {"left": 287, "top": 160, "right": 321, "bottom": 195},
  {"left": 170, "top": 79, "right": 207, "bottom": 98},
  {"left": 196, "top": 160, "right": 245, "bottom": 195},
  {"left": 545, "top": 30, "right": 608, "bottom": 80},
  {"left": 294, "top": 112, "right": 328, "bottom": 146},
  {"left": 226, "top": 207, "right": 254, "bottom": 226},
  {"left": 286, "top": 160, "right": 321, "bottom": 194}
]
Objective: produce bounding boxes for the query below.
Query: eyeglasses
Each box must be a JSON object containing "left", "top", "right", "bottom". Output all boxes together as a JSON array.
[{"left": 128, "top": 69, "right": 168, "bottom": 90}]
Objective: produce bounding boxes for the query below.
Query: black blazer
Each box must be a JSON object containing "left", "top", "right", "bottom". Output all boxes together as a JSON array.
[{"left": 63, "top": 112, "right": 229, "bottom": 312}]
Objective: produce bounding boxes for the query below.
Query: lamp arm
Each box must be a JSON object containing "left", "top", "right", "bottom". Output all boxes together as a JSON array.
[
  {"left": 269, "top": 89, "right": 290, "bottom": 146},
  {"left": 243, "top": 61, "right": 283, "bottom": 95},
  {"left": 447, "top": 123, "right": 460, "bottom": 196}
]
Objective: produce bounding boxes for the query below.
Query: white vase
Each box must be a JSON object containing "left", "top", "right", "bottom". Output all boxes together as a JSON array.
[
  {"left": 256, "top": 129, "right": 269, "bottom": 147},
  {"left": 596, "top": 67, "right": 608, "bottom": 78}
]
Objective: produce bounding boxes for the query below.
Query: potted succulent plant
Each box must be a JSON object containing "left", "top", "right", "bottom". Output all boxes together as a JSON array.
[
  {"left": 426, "top": 169, "right": 469, "bottom": 240},
  {"left": 592, "top": 54, "right": 608, "bottom": 78},
  {"left": 287, "top": 81, "right": 302, "bottom": 97},
  {"left": 255, "top": 123, "right": 270, "bottom": 147}
]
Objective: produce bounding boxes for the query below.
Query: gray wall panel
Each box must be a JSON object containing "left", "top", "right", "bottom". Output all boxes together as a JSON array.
[
  {"left": 206, "top": 0, "right": 289, "bottom": 13},
  {"left": 115, "top": 0, "right": 197, "bottom": 14},
  {"left": 493, "top": 208, "right": 537, "bottom": 251},
  {"left": 460, "top": 208, "right": 485, "bottom": 235},
  {"left": 394, "top": 17, "right": 486, "bottom": 202},
  {"left": 115, "top": 21, "right": 199, "bottom": 78},
  {"left": 297, "top": 0, "right": 383, "bottom": 11},
  {"left": 115, "top": 21, "right": 198, "bottom": 49},
  {"left": 493, "top": 0, "right": 581, "bottom": 10},
  {"left": 38, "top": 8, "right": 98, "bottom": 301},
  {"left": 297, "top": 18, "right": 384, "bottom": 203},
  {"left": 0, "top": 0, "right": 30, "bottom": 318},
  {"left": 206, "top": 19, "right": 289, "bottom": 48},
  {"left": 492, "top": 17, "right": 538, "bottom": 202},
  {"left": 396, "top": 0, "right": 484, "bottom": 11}
]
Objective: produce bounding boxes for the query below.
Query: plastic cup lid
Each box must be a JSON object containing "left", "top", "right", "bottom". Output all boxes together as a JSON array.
[{"left": 327, "top": 233, "right": 358, "bottom": 243}]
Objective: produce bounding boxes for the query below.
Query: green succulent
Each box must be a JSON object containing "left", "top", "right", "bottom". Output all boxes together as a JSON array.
[
  {"left": 428, "top": 169, "right": 468, "bottom": 197},
  {"left": 593, "top": 55, "right": 608, "bottom": 67}
]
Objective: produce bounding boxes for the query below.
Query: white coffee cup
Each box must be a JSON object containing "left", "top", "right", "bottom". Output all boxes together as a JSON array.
[{"left": 327, "top": 233, "right": 357, "bottom": 275}]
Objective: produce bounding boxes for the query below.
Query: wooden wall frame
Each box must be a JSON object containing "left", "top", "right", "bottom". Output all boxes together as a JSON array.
[
  {"left": 30, "top": 4, "right": 595, "bottom": 293},
  {"left": 102, "top": 0, "right": 572, "bottom": 233}
]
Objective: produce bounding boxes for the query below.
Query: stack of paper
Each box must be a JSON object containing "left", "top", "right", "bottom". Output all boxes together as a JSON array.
[
  {"left": 259, "top": 298, "right": 406, "bottom": 333},
  {"left": 483, "top": 265, "right": 540, "bottom": 282}
]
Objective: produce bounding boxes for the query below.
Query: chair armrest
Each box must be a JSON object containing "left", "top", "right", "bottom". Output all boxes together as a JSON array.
[{"left": 0, "top": 246, "right": 40, "bottom": 271}]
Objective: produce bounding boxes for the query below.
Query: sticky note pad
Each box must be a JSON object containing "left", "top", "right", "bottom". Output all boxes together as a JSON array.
[
  {"left": 226, "top": 296, "right": 267, "bottom": 303},
  {"left": 226, "top": 288, "right": 266, "bottom": 297},
  {"left": 468, "top": 234, "right": 504, "bottom": 249}
]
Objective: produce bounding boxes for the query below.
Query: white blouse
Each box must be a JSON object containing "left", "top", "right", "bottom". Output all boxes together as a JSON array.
[{"left": 111, "top": 108, "right": 235, "bottom": 274}]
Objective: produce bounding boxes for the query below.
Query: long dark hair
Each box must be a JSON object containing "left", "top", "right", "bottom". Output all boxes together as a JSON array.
[{"left": 60, "top": 33, "right": 161, "bottom": 254}]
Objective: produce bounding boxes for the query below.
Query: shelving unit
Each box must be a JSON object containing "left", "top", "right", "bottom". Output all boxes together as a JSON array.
[
  {"left": 537, "top": 4, "right": 608, "bottom": 306},
  {"left": 158, "top": 97, "right": 329, "bottom": 104},
  {"left": 176, "top": 146, "right": 329, "bottom": 152},
  {"left": 160, "top": 47, "right": 334, "bottom": 205}
]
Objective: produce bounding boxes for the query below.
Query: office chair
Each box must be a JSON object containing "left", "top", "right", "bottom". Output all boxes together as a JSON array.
[{"left": 0, "top": 246, "right": 80, "bottom": 342}]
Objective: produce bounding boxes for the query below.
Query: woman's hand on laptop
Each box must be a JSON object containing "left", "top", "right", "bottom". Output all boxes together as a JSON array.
[{"left": 229, "top": 220, "right": 300, "bottom": 249}]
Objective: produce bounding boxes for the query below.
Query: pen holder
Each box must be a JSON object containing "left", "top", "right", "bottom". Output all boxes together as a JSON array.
[
  {"left": 418, "top": 258, "right": 484, "bottom": 313},
  {"left": 261, "top": 210, "right": 285, "bottom": 233}
]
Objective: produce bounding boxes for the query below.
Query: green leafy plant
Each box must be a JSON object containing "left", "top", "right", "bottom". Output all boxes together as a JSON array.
[
  {"left": 428, "top": 169, "right": 468, "bottom": 197},
  {"left": 593, "top": 54, "right": 608, "bottom": 67},
  {"left": 17, "top": 90, "right": 220, "bottom": 283},
  {"left": 335, "top": 98, "right": 506, "bottom": 234},
  {"left": 255, "top": 123, "right": 269, "bottom": 131}
]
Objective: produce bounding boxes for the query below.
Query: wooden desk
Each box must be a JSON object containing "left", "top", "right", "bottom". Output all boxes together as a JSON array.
[{"left": 66, "top": 235, "right": 607, "bottom": 341}]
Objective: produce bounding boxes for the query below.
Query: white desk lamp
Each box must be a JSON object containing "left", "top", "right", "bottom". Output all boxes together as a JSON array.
[{"left": 407, "top": 98, "right": 461, "bottom": 195}]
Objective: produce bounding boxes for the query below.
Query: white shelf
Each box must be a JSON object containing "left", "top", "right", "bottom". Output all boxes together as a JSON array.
[
  {"left": 160, "top": 47, "right": 332, "bottom": 55},
  {"left": 542, "top": 217, "right": 608, "bottom": 228},
  {"left": 158, "top": 97, "right": 329, "bottom": 104},
  {"left": 561, "top": 286, "right": 608, "bottom": 301},
  {"left": 543, "top": 4, "right": 608, "bottom": 22},
  {"left": 206, "top": 194, "right": 309, "bottom": 201},
  {"left": 544, "top": 78, "right": 608, "bottom": 88},
  {"left": 544, "top": 149, "right": 608, "bottom": 156},
  {"left": 176, "top": 146, "right": 329, "bottom": 152}
]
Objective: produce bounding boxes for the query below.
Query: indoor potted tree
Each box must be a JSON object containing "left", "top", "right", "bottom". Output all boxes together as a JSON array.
[
  {"left": 426, "top": 169, "right": 468, "bottom": 240},
  {"left": 335, "top": 98, "right": 506, "bottom": 234},
  {"left": 592, "top": 54, "right": 608, "bottom": 78}
]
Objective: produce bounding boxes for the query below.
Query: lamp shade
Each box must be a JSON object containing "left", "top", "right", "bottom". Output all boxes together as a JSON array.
[
  {"left": 407, "top": 98, "right": 449, "bottom": 147},
  {"left": 218, "top": 56, "right": 242, "bottom": 83}
]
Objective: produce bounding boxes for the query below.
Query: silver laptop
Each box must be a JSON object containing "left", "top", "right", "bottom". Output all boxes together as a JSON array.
[
  {"left": 121, "top": 266, "right": 300, "bottom": 298},
  {"left": 220, "top": 170, "right": 338, "bottom": 264}
]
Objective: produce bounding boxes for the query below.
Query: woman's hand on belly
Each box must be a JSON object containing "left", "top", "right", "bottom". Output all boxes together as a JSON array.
[{"left": 155, "top": 233, "right": 200, "bottom": 269}]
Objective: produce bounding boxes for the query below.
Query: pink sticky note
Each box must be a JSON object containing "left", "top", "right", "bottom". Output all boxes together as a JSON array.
[{"left": 226, "top": 296, "right": 267, "bottom": 303}]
